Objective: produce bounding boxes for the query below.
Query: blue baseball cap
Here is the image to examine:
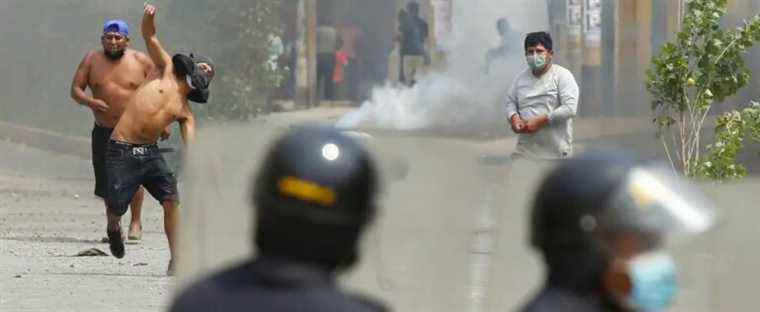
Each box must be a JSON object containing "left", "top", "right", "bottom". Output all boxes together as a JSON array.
[{"left": 103, "top": 19, "right": 129, "bottom": 37}]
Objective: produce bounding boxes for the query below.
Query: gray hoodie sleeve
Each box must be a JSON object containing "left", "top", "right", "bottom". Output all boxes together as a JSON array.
[
  {"left": 505, "top": 77, "right": 520, "bottom": 119},
  {"left": 548, "top": 69, "right": 579, "bottom": 123}
]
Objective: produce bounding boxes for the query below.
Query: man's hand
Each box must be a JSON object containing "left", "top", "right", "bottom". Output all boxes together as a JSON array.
[
  {"left": 144, "top": 3, "right": 156, "bottom": 16},
  {"left": 510, "top": 114, "right": 526, "bottom": 133},
  {"left": 524, "top": 115, "right": 550, "bottom": 134},
  {"left": 142, "top": 1, "right": 171, "bottom": 72},
  {"left": 142, "top": 2, "right": 157, "bottom": 38},
  {"left": 160, "top": 126, "right": 171, "bottom": 141},
  {"left": 88, "top": 99, "right": 110, "bottom": 112}
]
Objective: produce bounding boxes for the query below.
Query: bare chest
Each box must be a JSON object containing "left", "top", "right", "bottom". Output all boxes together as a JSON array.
[
  {"left": 131, "top": 81, "right": 184, "bottom": 119},
  {"left": 88, "top": 58, "right": 147, "bottom": 94}
]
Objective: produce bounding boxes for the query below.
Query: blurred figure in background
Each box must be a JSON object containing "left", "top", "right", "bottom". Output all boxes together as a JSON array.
[
  {"left": 399, "top": 1, "right": 428, "bottom": 86},
  {"left": 333, "top": 39, "right": 349, "bottom": 101},
  {"left": 316, "top": 16, "right": 339, "bottom": 101},
  {"left": 521, "top": 150, "right": 716, "bottom": 312},
  {"left": 485, "top": 17, "right": 521, "bottom": 74},
  {"left": 170, "top": 125, "right": 388, "bottom": 312},
  {"left": 337, "top": 16, "right": 365, "bottom": 102},
  {"left": 389, "top": 9, "right": 408, "bottom": 85}
]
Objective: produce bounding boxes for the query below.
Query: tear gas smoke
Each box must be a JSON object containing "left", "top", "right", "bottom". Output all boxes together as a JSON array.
[{"left": 336, "top": 0, "right": 548, "bottom": 131}]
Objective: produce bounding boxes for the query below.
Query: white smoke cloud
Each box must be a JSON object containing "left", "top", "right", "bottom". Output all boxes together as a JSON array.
[{"left": 336, "top": 0, "right": 549, "bottom": 131}]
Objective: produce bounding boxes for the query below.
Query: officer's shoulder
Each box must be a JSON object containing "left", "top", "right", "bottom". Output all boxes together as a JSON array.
[
  {"left": 169, "top": 264, "right": 251, "bottom": 311},
  {"left": 519, "top": 287, "right": 605, "bottom": 312},
  {"left": 170, "top": 278, "right": 220, "bottom": 312},
  {"left": 346, "top": 292, "right": 389, "bottom": 312}
]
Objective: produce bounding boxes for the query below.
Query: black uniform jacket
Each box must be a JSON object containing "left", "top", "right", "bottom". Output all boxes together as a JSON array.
[{"left": 170, "top": 256, "right": 387, "bottom": 312}]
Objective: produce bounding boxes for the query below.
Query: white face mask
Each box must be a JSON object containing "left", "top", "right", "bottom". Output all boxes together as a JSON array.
[{"left": 526, "top": 53, "right": 548, "bottom": 71}]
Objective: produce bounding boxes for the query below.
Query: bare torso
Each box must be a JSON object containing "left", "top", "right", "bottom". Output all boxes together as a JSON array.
[
  {"left": 111, "top": 73, "right": 190, "bottom": 144},
  {"left": 87, "top": 49, "right": 152, "bottom": 127}
]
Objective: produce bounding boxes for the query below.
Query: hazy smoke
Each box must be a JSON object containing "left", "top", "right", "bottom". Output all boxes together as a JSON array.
[{"left": 336, "top": 0, "right": 549, "bottom": 130}]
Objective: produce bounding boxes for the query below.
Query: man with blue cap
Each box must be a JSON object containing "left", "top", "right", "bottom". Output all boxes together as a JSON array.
[{"left": 70, "top": 17, "right": 159, "bottom": 244}]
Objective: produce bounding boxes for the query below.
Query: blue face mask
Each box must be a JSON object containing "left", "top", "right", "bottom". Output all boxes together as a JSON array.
[{"left": 627, "top": 252, "right": 678, "bottom": 312}]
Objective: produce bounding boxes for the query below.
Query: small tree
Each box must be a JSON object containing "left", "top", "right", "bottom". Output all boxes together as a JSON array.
[
  {"left": 694, "top": 101, "right": 760, "bottom": 180},
  {"left": 166, "top": 0, "right": 285, "bottom": 121},
  {"left": 208, "top": 0, "right": 286, "bottom": 120},
  {"left": 646, "top": 0, "right": 760, "bottom": 178}
]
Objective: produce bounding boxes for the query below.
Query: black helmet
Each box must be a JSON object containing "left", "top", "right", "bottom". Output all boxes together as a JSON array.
[
  {"left": 530, "top": 151, "right": 639, "bottom": 251},
  {"left": 531, "top": 150, "right": 714, "bottom": 251},
  {"left": 530, "top": 150, "right": 715, "bottom": 287},
  {"left": 253, "top": 125, "right": 378, "bottom": 269}
]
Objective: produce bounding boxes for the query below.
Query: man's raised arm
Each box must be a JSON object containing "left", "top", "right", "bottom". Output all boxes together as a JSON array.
[{"left": 142, "top": 3, "right": 172, "bottom": 75}]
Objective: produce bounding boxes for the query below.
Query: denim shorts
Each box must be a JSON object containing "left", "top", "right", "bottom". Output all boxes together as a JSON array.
[{"left": 105, "top": 140, "right": 178, "bottom": 216}]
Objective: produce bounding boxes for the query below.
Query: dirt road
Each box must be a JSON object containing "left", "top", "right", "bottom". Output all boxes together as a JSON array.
[
  {"left": 0, "top": 140, "right": 175, "bottom": 311},
  {"left": 3, "top": 110, "right": 760, "bottom": 311}
]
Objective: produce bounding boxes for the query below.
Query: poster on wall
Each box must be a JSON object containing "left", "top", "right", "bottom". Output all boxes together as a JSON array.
[
  {"left": 583, "top": 0, "right": 602, "bottom": 46},
  {"left": 431, "top": 0, "right": 452, "bottom": 48},
  {"left": 295, "top": 0, "right": 307, "bottom": 88},
  {"left": 567, "top": 0, "right": 582, "bottom": 38}
]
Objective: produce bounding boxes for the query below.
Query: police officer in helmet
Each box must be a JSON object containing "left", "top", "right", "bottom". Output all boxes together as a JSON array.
[
  {"left": 170, "top": 125, "right": 387, "bottom": 312},
  {"left": 521, "top": 150, "right": 715, "bottom": 312}
]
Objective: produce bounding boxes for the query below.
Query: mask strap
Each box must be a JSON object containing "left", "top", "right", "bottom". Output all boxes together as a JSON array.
[{"left": 186, "top": 75, "right": 196, "bottom": 90}]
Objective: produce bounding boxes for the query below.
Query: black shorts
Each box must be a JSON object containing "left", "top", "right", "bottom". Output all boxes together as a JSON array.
[
  {"left": 105, "top": 140, "right": 179, "bottom": 216},
  {"left": 92, "top": 124, "right": 113, "bottom": 198}
]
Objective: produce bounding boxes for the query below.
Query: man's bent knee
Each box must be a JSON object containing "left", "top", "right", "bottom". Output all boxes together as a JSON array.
[
  {"left": 130, "top": 188, "right": 145, "bottom": 204},
  {"left": 160, "top": 199, "right": 179, "bottom": 209},
  {"left": 106, "top": 200, "right": 130, "bottom": 217}
]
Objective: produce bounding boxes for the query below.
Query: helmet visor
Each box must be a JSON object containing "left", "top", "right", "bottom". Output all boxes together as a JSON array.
[{"left": 600, "top": 166, "right": 717, "bottom": 245}]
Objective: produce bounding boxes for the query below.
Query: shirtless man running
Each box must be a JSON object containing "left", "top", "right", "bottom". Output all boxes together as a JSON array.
[
  {"left": 104, "top": 3, "right": 215, "bottom": 275},
  {"left": 70, "top": 19, "right": 158, "bottom": 242}
]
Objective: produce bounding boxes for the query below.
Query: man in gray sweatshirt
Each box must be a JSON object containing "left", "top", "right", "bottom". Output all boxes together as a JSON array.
[{"left": 506, "top": 31, "right": 579, "bottom": 160}]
